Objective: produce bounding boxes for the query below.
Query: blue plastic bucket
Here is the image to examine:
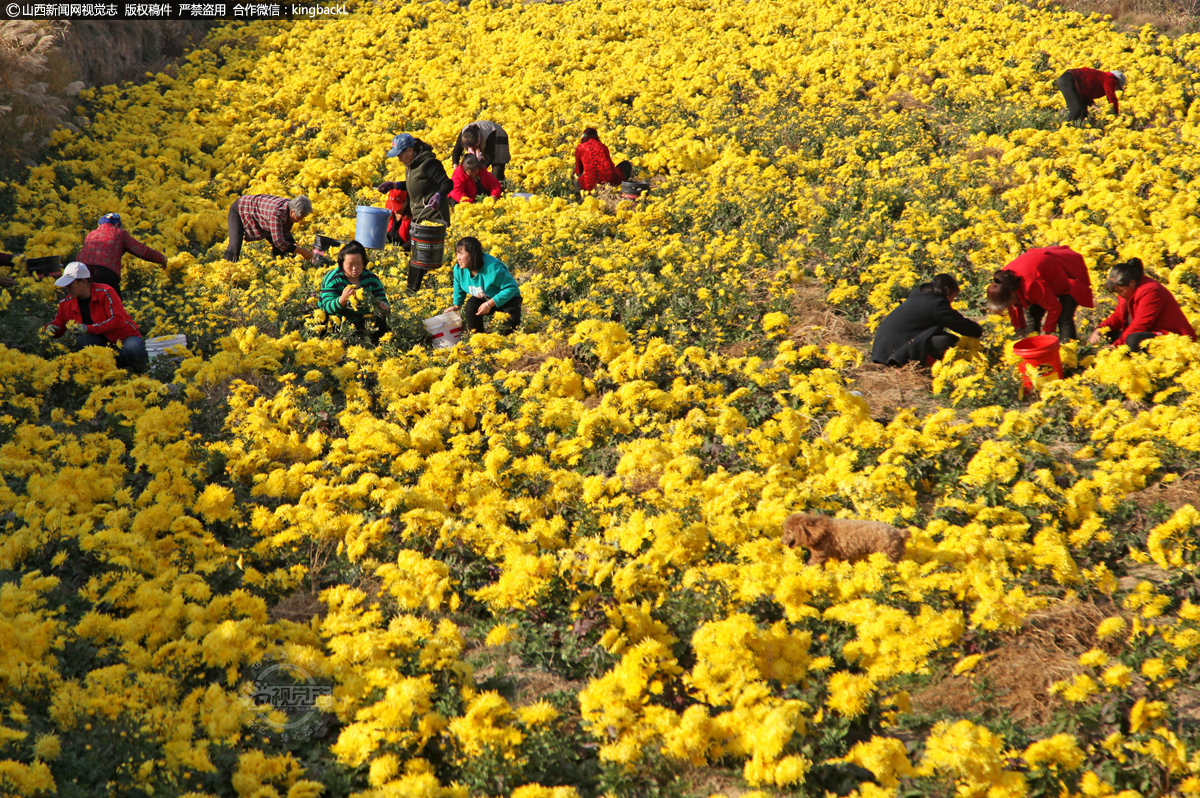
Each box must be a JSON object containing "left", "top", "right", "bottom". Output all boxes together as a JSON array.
[{"left": 355, "top": 206, "right": 391, "bottom": 249}]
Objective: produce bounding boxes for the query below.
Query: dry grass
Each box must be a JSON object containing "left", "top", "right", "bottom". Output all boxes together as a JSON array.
[
  {"left": 912, "top": 601, "right": 1120, "bottom": 724},
  {"left": 1045, "top": 0, "right": 1200, "bottom": 34},
  {"left": 787, "top": 278, "right": 870, "bottom": 348},
  {"left": 269, "top": 590, "right": 328, "bottom": 623},
  {"left": 885, "top": 90, "right": 935, "bottom": 113},
  {"left": 964, "top": 146, "right": 1005, "bottom": 162},
  {"left": 503, "top": 340, "right": 576, "bottom": 373},
  {"left": 622, "top": 472, "right": 662, "bottom": 495},
  {"left": 850, "top": 362, "right": 939, "bottom": 417},
  {"left": 1128, "top": 469, "right": 1200, "bottom": 516}
]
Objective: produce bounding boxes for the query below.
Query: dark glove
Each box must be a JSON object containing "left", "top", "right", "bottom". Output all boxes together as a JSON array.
[
  {"left": 377, "top": 181, "right": 397, "bottom": 193},
  {"left": 426, "top": 192, "right": 442, "bottom": 209}
]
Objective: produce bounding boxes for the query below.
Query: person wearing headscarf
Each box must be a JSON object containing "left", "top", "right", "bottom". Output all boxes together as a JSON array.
[
  {"left": 76, "top": 212, "right": 167, "bottom": 298},
  {"left": 1056, "top": 68, "right": 1125, "bottom": 122}
]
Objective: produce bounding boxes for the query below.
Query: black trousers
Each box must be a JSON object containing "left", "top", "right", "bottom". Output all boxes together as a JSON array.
[
  {"left": 224, "top": 199, "right": 245, "bottom": 262},
  {"left": 1028, "top": 295, "right": 1079, "bottom": 340},
  {"left": 929, "top": 333, "right": 959, "bottom": 362},
  {"left": 351, "top": 314, "right": 391, "bottom": 344},
  {"left": 1057, "top": 72, "right": 1089, "bottom": 122},
  {"left": 407, "top": 266, "right": 428, "bottom": 292},
  {"left": 1107, "top": 330, "right": 1158, "bottom": 352},
  {"left": 463, "top": 295, "right": 521, "bottom": 334}
]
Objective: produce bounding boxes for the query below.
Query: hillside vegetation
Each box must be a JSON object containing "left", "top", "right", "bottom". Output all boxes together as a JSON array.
[{"left": 2, "top": 2, "right": 1200, "bottom": 797}]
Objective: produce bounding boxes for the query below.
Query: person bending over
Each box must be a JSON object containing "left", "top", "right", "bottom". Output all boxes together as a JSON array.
[
  {"left": 76, "top": 212, "right": 167, "bottom": 298},
  {"left": 986, "top": 245, "right": 1094, "bottom": 340},
  {"left": 224, "top": 194, "right": 314, "bottom": 263},
  {"left": 1056, "top": 68, "right": 1125, "bottom": 123}
]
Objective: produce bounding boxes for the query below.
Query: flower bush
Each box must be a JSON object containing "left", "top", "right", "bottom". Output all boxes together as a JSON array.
[{"left": 2, "top": 0, "right": 1200, "bottom": 796}]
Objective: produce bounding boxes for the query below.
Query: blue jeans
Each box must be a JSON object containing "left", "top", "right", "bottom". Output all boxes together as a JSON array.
[{"left": 76, "top": 333, "right": 148, "bottom": 370}]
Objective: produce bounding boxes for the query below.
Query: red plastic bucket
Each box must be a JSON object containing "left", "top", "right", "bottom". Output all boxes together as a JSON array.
[{"left": 1012, "top": 334, "right": 1062, "bottom": 391}]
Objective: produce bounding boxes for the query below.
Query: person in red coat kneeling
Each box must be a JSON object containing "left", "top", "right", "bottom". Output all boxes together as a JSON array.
[
  {"left": 1056, "top": 68, "right": 1125, "bottom": 123},
  {"left": 1088, "top": 258, "right": 1197, "bottom": 351},
  {"left": 986, "top": 245, "right": 1095, "bottom": 340},
  {"left": 43, "top": 262, "right": 147, "bottom": 370},
  {"left": 573, "top": 127, "right": 633, "bottom": 199}
]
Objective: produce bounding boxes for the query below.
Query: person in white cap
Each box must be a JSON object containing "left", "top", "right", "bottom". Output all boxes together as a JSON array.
[
  {"left": 1056, "top": 68, "right": 1126, "bottom": 123},
  {"left": 43, "top": 262, "right": 147, "bottom": 369}
]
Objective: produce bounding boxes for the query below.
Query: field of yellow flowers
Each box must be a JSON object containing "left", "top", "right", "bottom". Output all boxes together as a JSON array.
[{"left": 2, "top": 1, "right": 1200, "bottom": 796}]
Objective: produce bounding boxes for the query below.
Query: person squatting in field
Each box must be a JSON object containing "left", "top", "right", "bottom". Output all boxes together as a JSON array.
[
  {"left": 871, "top": 273, "right": 984, "bottom": 366},
  {"left": 319, "top": 240, "right": 391, "bottom": 344},
  {"left": 42, "top": 261, "right": 148, "bottom": 370},
  {"left": 1088, "top": 258, "right": 1197, "bottom": 351},
  {"left": 444, "top": 236, "right": 522, "bottom": 336},
  {"left": 573, "top": 127, "right": 633, "bottom": 199},
  {"left": 450, "top": 154, "right": 503, "bottom": 204}
]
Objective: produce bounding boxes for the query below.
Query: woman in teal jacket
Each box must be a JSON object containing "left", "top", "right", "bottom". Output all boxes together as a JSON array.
[{"left": 443, "top": 236, "right": 522, "bottom": 335}]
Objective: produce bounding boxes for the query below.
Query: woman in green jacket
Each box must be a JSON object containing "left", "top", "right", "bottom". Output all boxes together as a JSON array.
[
  {"left": 443, "top": 236, "right": 522, "bottom": 335},
  {"left": 319, "top": 240, "right": 390, "bottom": 342}
]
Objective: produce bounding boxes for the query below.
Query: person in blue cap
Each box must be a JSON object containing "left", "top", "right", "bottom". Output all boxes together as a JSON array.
[
  {"left": 377, "top": 133, "right": 454, "bottom": 291},
  {"left": 75, "top": 212, "right": 167, "bottom": 299}
]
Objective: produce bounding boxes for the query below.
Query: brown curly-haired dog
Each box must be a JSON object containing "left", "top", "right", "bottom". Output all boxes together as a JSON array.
[{"left": 781, "top": 513, "right": 909, "bottom": 566}]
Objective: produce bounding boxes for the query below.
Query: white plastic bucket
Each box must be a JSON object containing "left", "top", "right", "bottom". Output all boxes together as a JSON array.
[
  {"left": 511, "top": 192, "right": 535, "bottom": 200},
  {"left": 423, "top": 311, "right": 463, "bottom": 348},
  {"left": 355, "top": 206, "right": 391, "bottom": 249},
  {"left": 145, "top": 334, "right": 188, "bottom": 359}
]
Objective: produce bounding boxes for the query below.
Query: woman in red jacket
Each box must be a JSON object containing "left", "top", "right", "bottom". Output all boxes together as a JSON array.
[
  {"left": 44, "top": 262, "right": 147, "bottom": 369},
  {"left": 1056, "top": 68, "right": 1125, "bottom": 123},
  {"left": 573, "top": 127, "right": 633, "bottom": 198},
  {"left": 986, "top": 245, "right": 1095, "bottom": 340},
  {"left": 1087, "top": 259, "right": 1196, "bottom": 351},
  {"left": 449, "top": 154, "right": 503, "bottom": 204}
]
